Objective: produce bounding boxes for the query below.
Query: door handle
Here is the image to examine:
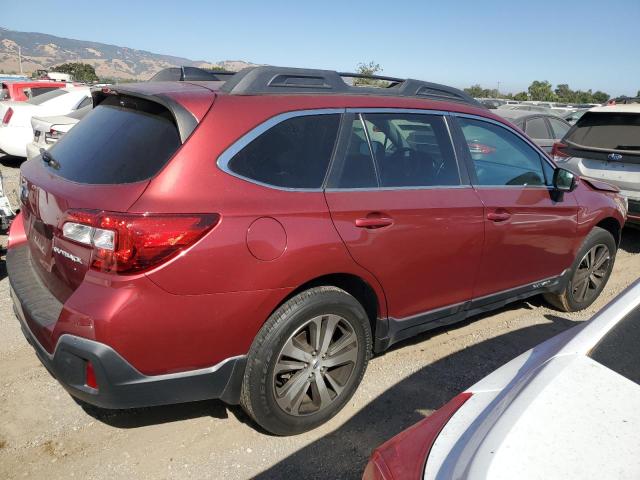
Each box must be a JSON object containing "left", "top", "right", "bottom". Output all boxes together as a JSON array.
[
  {"left": 487, "top": 211, "right": 512, "bottom": 222},
  {"left": 355, "top": 217, "right": 394, "bottom": 229}
]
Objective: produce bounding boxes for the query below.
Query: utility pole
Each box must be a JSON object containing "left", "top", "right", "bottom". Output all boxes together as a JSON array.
[
  {"left": 18, "top": 46, "right": 23, "bottom": 75},
  {"left": 497, "top": 81, "right": 501, "bottom": 98}
]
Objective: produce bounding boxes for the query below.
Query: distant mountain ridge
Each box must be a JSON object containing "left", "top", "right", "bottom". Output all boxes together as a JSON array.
[{"left": 0, "top": 26, "right": 257, "bottom": 80}]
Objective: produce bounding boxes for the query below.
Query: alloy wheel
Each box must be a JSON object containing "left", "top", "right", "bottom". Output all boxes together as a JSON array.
[
  {"left": 572, "top": 243, "right": 611, "bottom": 303},
  {"left": 272, "top": 314, "right": 359, "bottom": 416}
]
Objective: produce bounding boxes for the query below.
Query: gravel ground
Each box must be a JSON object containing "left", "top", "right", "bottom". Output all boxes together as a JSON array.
[{"left": 1, "top": 155, "right": 639, "bottom": 479}]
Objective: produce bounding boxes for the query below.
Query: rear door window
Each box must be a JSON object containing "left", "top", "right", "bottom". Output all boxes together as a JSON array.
[
  {"left": 226, "top": 114, "right": 340, "bottom": 189},
  {"left": 326, "top": 116, "right": 378, "bottom": 189},
  {"left": 46, "top": 95, "right": 181, "bottom": 184},
  {"left": 26, "top": 89, "right": 67, "bottom": 105},
  {"left": 548, "top": 117, "right": 570, "bottom": 139},
  {"left": 524, "top": 117, "right": 551, "bottom": 139},
  {"left": 458, "top": 117, "right": 545, "bottom": 186},
  {"left": 565, "top": 112, "right": 640, "bottom": 152},
  {"left": 362, "top": 113, "right": 460, "bottom": 187}
]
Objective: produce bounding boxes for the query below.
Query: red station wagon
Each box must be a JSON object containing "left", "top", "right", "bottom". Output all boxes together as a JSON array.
[{"left": 7, "top": 67, "right": 627, "bottom": 435}]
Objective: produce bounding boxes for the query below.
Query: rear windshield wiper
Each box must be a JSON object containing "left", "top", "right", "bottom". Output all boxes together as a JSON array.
[{"left": 41, "top": 150, "right": 60, "bottom": 169}]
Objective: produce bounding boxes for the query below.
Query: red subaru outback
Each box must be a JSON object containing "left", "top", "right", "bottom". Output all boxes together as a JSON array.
[{"left": 7, "top": 67, "right": 626, "bottom": 435}]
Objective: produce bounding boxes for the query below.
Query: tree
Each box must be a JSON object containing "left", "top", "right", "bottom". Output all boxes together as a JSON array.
[
  {"left": 554, "top": 84, "right": 573, "bottom": 102},
  {"left": 592, "top": 91, "right": 610, "bottom": 103},
  {"left": 464, "top": 84, "right": 485, "bottom": 97},
  {"left": 528, "top": 80, "right": 556, "bottom": 101},
  {"left": 636, "top": 90, "right": 640, "bottom": 98},
  {"left": 513, "top": 91, "right": 528, "bottom": 101},
  {"left": 354, "top": 61, "right": 386, "bottom": 86},
  {"left": 50, "top": 63, "right": 99, "bottom": 83}
]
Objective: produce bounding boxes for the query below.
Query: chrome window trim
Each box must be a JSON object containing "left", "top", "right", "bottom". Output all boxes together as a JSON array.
[
  {"left": 346, "top": 108, "right": 450, "bottom": 115},
  {"left": 452, "top": 111, "right": 558, "bottom": 173},
  {"left": 325, "top": 185, "right": 473, "bottom": 193},
  {"left": 216, "top": 108, "right": 345, "bottom": 192}
]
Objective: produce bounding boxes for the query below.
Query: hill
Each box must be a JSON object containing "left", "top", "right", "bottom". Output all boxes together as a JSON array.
[{"left": 0, "top": 26, "right": 256, "bottom": 80}]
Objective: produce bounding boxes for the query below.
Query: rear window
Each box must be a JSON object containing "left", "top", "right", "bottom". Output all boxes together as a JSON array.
[
  {"left": 589, "top": 305, "right": 640, "bottom": 386},
  {"left": 46, "top": 95, "right": 181, "bottom": 184},
  {"left": 566, "top": 112, "right": 640, "bottom": 152},
  {"left": 26, "top": 89, "right": 67, "bottom": 105},
  {"left": 227, "top": 114, "right": 340, "bottom": 189}
]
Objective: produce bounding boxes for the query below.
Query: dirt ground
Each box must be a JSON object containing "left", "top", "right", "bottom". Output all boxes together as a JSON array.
[{"left": 1, "top": 156, "right": 639, "bottom": 479}]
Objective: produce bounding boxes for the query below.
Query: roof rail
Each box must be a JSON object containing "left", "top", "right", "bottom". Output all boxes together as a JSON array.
[
  {"left": 220, "top": 66, "right": 483, "bottom": 107},
  {"left": 149, "top": 66, "right": 235, "bottom": 82}
]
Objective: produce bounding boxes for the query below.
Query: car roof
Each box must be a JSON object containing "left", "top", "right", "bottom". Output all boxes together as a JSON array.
[{"left": 590, "top": 104, "right": 640, "bottom": 113}]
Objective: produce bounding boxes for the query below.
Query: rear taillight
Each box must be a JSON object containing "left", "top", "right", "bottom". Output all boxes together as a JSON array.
[
  {"left": 60, "top": 210, "right": 219, "bottom": 274},
  {"left": 362, "top": 392, "right": 472, "bottom": 480},
  {"left": 45, "top": 128, "right": 64, "bottom": 144},
  {"left": 467, "top": 141, "right": 496, "bottom": 155},
  {"left": 2, "top": 107, "right": 13, "bottom": 125},
  {"left": 551, "top": 142, "right": 570, "bottom": 161}
]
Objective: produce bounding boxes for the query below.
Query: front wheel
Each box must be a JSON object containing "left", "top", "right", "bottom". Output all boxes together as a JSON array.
[
  {"left": 240, "top": 286, "right": 372, "bottom": 435},
  {"left": 545, "top": 226, "right": 617, "bottom": 312}
]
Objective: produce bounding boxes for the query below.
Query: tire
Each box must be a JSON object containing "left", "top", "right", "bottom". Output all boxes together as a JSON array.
[
  {"left": 544, "top": 226, "right": 617, "bottom": 312},
  {"left": 240, "top": 286, "right": 372, "bottom": 436}
]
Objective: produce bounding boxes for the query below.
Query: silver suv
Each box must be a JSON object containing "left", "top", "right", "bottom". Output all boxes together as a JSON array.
[{"left": 552, "top": 104, "right": 640, "bottom": 225}]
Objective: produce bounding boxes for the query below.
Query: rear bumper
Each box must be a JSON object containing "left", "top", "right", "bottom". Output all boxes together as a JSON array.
[{"left": 7, "top": 245, "right": 247, "bottom": 408}]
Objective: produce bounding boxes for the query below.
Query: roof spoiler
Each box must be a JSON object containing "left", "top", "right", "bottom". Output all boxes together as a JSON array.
[{"left": 149, "top": 66, "right": 235, "bottom": 82}]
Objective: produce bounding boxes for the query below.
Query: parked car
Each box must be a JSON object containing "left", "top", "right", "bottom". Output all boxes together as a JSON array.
[
  {"left": 494, "top": 109, "right": 571, "bottom": 152},
  {"left": 498, "top": 104, "right": 552, "bottom": 113},
  {"left": 363, "top": 278, "right": 640, "bottom": 480},
  {"left": 477, "top": 98, "right": 504, "bottom": 109},
  {"left": 0, "top": 86, "right": 90, "bottom": 157},
  {"left": 553, "top": 104, "right": 640, "bottom": 225},
  {"left": 26, "top": 103, "right": 93, "bottom": 160},
  {"left": 7, "top": 66, "right": 626, "bottom": 436},
  {"left": 0, "top": 169, "right": 16, "bottom": 230},
  {"left": 563, "top": 108, "right": 589, "bottom": 125},
  {"left": 0, "top": 80, "right": 68, "bottom": 102}
]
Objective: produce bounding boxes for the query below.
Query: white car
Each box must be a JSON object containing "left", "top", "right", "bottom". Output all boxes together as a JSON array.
[
  {"left": 0, "top": 86, "right": 90, "bottom": 157},
  {"left": 364, "top": 279, "right": 640, "bottom": 480},
  {"left": 26, "top": 104, "right": 92, "bottom": 160}
]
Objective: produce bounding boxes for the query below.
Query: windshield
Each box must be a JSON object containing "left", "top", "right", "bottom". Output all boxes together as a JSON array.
[
  {"left": 566, "top": 112, "right": 640, "bottom": 152},
  {"left": 26, "top": 89, "right": 67, "bottom": 105}
]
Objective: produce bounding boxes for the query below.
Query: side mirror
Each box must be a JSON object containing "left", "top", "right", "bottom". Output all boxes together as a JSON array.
[{"left": 553, "top": 168, "right": 577, "bottom": 192}]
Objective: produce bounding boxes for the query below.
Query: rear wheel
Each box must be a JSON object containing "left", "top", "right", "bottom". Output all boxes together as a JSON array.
[
  {"left": 545, "top": 227, "right": 616, "bottom": 312},
  {"left": 240, "top": 286, "right": 371, "bottom": 435}
]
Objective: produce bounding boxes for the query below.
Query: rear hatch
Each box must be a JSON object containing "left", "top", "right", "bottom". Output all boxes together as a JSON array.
[
  {"left": 555, "top": 110, "right": 640, "bottom": 196},
  {"left": 19, "top": 83, "right": 215, "bottom": 305}
]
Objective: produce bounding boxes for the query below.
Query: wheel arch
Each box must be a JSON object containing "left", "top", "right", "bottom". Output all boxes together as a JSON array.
[
  {"left": 278, "top": 273, "right": 385, "bottom": 351},
  {"left": 596, "top": 216, "right": 622, "bottom": 247}
]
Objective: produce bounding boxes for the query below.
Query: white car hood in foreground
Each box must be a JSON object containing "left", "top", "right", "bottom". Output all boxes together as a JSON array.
[
  {"left": 426, "top": 281, "right": 640, "bottom": 480},
  {"left": 481, "top": 356, "right": 639, "bottom": 479}
]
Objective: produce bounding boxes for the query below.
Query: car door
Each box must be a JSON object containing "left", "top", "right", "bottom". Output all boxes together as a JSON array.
[
  {"left": 324, "top": 111, "right": 485, "bottom": 325},
  {"left": 453, "top": 114, "right": 578, "bottom": 299},
  {"left": 524, "top": 116, "right": 554, "bottom": 152}
]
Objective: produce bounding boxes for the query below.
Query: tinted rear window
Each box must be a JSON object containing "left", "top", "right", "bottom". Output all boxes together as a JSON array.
[
  {"left": 566, "top": 112, "right": 640, "bottom": 152},
  {"left": 46, "top": 95, "right": 181, "bottom": 184},
  {"left": 589, "top": 304, "right": 640, "bottom": 386},
  {"left": 26, "top": 89, "right": 67, "bottom": 105},
  {"left": 227, "top": 114, "right": 340, "bottom": 189}
]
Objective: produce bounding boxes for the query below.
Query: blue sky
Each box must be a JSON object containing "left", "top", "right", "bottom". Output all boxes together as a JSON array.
[{"left": 3, "top": 0, "right": 639, "bottom": 96}]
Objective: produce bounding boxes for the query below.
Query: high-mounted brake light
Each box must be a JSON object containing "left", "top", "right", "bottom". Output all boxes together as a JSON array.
[
  {"left": 362, "top": 392, "right": 472, "bottom": 480},
  {"left": 85, "top": 361, "right": 98, "bottom": 390},
  {"left": 2, "top": 107, "right": 13, "bottom": 125},
  {"left": 551, "top": 142, "right": 570, "bottom": 161},
  {"left": 61, "top": 210, "right": 219, "bottom": 274}
]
